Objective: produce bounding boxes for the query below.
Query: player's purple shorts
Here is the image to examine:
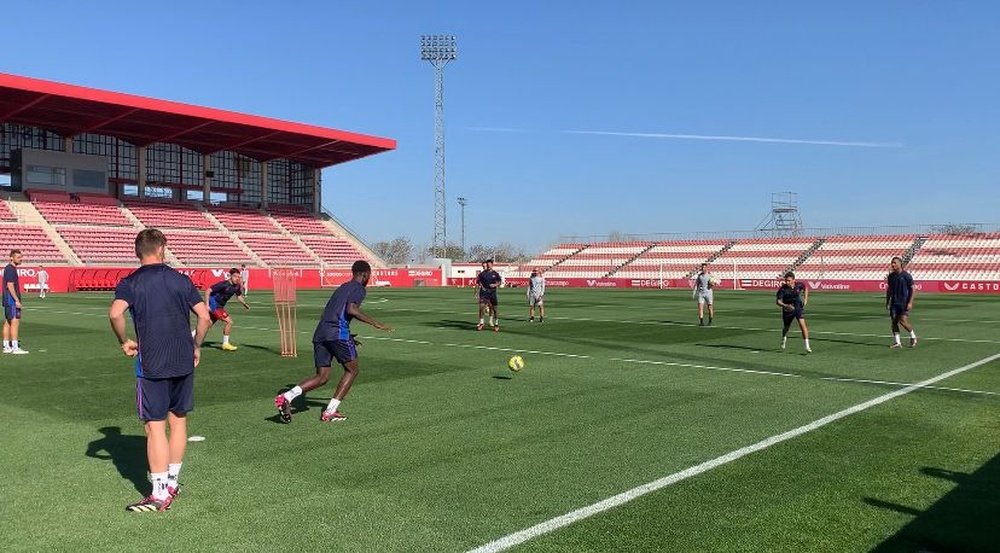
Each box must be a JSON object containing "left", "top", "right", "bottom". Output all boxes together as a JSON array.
[
  {"left": 314, "top": 339, "right": 357, "bottom": 368},
  {"left": 4, "top": 296, "right": 21, "bottom": 321},
  {"left": 479, "top": 291, "right": 498, "bottom": 306},
  {"left": 136, "top": 373, "right": 194, "bottom": 422}
]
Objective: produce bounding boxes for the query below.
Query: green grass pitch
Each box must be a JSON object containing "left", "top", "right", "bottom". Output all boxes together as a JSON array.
[{"left": 2, "top": 288, "right": 998, "bottom": 552}]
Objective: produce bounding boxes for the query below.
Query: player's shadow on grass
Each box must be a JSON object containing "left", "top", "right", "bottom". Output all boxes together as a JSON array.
[
  {"left": 492, "top": 374, "right": 513, "bottom": 380},
  {"left": 85, "top": 426, "right": 148, "bottom": 495},
  {"left": 696, "top": 343, "right": 764, "bottom": 352},
  {"left": 420, "top": 319, "right": 478, "bottom": 331},
  {"left": 865, "top": 456, "right": 1000, "bottom": 552},
  {"left": 242, "top": 343, "right": 283, "bottom": 355},
  {"left": 811, "top": 337, "right": 883, "bottom": 348}
]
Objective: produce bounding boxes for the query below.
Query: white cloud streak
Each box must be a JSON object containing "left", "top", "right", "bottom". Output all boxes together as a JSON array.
[{"left": 464, "top": 126, "right": 903, "bottom": 148}]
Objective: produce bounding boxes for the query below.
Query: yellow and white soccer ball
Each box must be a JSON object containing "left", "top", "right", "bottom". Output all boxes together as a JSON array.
[
  {"left": 508, "top": 355, "right": 525, "bottom": 372},
  {"left": 708, "top": 275, "right": 721, "bottom": 286}
]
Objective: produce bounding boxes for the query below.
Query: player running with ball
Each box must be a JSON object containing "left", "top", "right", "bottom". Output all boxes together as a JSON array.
[{"left": 776, "top": 271, "right": 811, "bottom": 353}]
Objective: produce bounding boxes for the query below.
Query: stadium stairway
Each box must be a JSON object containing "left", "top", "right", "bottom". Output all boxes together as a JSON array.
[
  {"left": 316, "top": 212, "right": 387, "bottom": 269},
  {"left": 685, "top": 240, "right": 736, "bottom": 278},
  {"left": 545, "top": 244, "right": 590, "bottom": 272},
  {"left": 5, "top": 195, "right": 80, "bottom": 264},
  {"left": 201, "top": 208, "right": 266, "bottom": 267},
  {"left": 903, "top": 235, "right": 929, "bottom": 265},
  {"left": 270, "top": 217, "right": 325, "bottom": 266},
  {"left": 606, "top": 243, "right": 657, "bottom": 277},
  {"left": 787, "top": 237, "right": 827, "bottom": 274}
]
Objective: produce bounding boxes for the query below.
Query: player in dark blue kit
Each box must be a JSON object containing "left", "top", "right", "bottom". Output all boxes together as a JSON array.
[
  {"left": 205, "top": 268, "right": 249, "bottom": 351},
  {"left": 476, "top": 259, "right": 502, "bottom": 332},
  {"left": 886, "top": 256, "right": 918, "bottom": 348},
  {"left": 109, "top": 229, "right": 212, "bottom": 512},
  {"left": 274, "top": 260, "right": 392, "bottom": 423},
  {"left": 3, "top": 249, "right": 28, "bottom": 354},
  {"left": 776, "top": 271, "right": 811, "bottom": 353}
]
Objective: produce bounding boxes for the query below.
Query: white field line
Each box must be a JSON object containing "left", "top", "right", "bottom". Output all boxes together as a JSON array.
[
  {"left": 821, "top": 376, "right": 1000, "bottom": 397},
  {"left": 610, "top": 357, "right": 799, "bottom": 378},
  {"left": 466, "top": 352, "right": 1000, "bottom": 553}
]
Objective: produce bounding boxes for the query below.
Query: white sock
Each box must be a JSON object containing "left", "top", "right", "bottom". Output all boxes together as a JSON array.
[
  {"left": 11, "top": 340, "right": 18, "bottom": 349},
  {"left": 909, "top": 330, "right": 917, "bottom": 339},
  {"left": 893, "top": 333, "right": 901, "bottom": 344},
  {"left": 223, "top": 335, "right": 230, "bottom": 345},
  {"left": 191, "top": 329, "right": 196, "bottom": 338},
  {"left": 151, "top": 472, "right": 170, "bottom": 500},
  {"left": 479, "top": 318, "right": 484, "bottom": 324},
  {"left": 325, "top": 398, "right": 341, "bottom": 413},
  {"left": 283, "top": 386, "right": 303, "bottom": 402},
  {"left": 2, "top": 340, "right": 8, "bottom": 349},
  {"left": 167, "top": 463, "right": 182, "bottom": 489},
  {"left": 804, "top": 338, "right": 810, "bottom": 348}
]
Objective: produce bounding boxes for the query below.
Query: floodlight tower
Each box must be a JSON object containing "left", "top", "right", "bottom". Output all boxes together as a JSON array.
[
  {"left": 457, "top": 196, "right": 468, "bottom": 257},
  {"left": 420, "top": 34, "right": 457, "bottom": 258}
]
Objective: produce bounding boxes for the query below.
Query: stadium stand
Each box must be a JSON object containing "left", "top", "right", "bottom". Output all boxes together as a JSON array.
[
  {"left": 162, "top": 230, "right": 254, "bottom": 266},
  {"left": 794, "top": 235, "right": 917, "bottom": 280},
  {"left": 614, "top": 240, "right": 731, "bottom": 279},
  {"left": 543, "top": 242, "right": 651, "bottom": 278},
  {"left": 0, "top": 200, "right": 19, "bottom": 222},
  {"left": 299, "top": 236, "right": 365, "bottom": 267},
  {"left": 57, "top": 226, "right": 139, "bottom": 264},
  {"left": 509, "top": 244, "right": 586, "bottom": 278},
  {"left": 33, "top": 197, "right": 132, "bottom": 227},
  {"left": 125, "top": 200, "right": 216, "bottom": 230},
  {"left": 0, "top": 224, "right": 68, "bottom": 263},
  {"left": 709, "top": 237, "right": 817, "bottom": 280},
  {"left": 906, "top": 234, "right": 1000, "bottom": 281},
  {"left": 269, "top": 207, "right": 332, "bottom": 236},
  {"left": 208, "top": 206, "right": 282, "bottom": 233},
  {"left": 237, "top": 233, "right": 317, "bottom": 267}
]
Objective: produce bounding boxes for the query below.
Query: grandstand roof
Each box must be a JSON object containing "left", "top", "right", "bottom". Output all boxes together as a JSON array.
[{"left": 0, "top": 72, "right": 395, "bottom": 168}]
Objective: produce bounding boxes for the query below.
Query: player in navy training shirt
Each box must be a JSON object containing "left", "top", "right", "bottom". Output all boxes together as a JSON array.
[
  {"left": 886, "top": 256, "right": 918, "bottom": 348},
  {"left": 274, "top": 260, "right": 392, "bottom": 423},
  {"left": 110, "top": 229, "right": 212, "bottom": 512},
  {"left": 475, "top": 259, "right": 503, "bottom": 331},
  {"left": 775, "top": 271, "right": 811, "bottom": 353},
  {"left": 205, "top": 268, "right": 249, "bottom": 351},
  {"left": 3, "top": 249, "right": 28, "bottom": 354}
]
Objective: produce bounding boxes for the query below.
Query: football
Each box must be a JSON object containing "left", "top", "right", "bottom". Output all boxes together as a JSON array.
[
  {"left": 508, "top": 355, "right": 525, "bottom": 372},
  {"left": 709, "top": 276, "right": 720, "bottom": 286}
]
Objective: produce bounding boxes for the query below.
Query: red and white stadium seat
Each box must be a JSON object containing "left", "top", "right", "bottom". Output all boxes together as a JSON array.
[
  {"left": 126, "top": 200, "right": 216, "bottom": 230},
  {"left": 0, "top": 224, "right": 68, "bottom": 263},
  {"left": 237, "top": 233, "right": 316, "bottom": 267}
]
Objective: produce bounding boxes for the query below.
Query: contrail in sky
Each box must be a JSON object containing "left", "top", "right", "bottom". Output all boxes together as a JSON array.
[{"left": 465, "top": 126, "right": 902, "bottom": 148}]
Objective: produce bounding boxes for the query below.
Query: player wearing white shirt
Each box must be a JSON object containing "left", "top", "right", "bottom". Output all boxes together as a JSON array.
[
  {"left": 37, "top": 267, "right": 49, "bottom": 299},
  {"left": 693, "top": 263, "right": 715, "bottom": 326},
  {"left": 527, "top": 269, "right": 545, "bottom": 322}
]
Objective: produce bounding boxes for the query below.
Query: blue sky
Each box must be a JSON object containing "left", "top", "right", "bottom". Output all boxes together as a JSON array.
[{"left": 3, "top": 1, "right": 998, "bottom": 254}]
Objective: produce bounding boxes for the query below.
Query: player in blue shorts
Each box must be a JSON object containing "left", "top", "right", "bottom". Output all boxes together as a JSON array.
[
  {"left": 110, "top": 229, "right": 212, "bottom": 512},
  {"left": 776, "top": 271, "right": 811, "bottom": 353},
  {"left": 886, "top": 256, "right": 918, "bottom": 348},
  {"left": 205, "top": 268, "right": 249, "bottom": 351},
  {"left": 476, "top": 259, "right": 502, "bottom": 331},
  {"left": 274, "top": 260, "right": 392, "bottom": 423},
  {"left": 3, "top": 249, "right": 28, "bottom": 354}
]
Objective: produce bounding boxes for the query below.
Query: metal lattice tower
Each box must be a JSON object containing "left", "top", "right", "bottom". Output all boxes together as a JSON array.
[
  {"left": 457, "top": 196, "right": 468, "bottom": 257},
  {"left": 420, "top": 34, "right": 457, "bottom": 258},
  {"left": 755, "top": 191, "right": 804, "bottom": 236}
]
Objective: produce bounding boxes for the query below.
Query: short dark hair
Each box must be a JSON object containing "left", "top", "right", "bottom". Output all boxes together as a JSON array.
[
  {"left": 134, "top": 229, "right": 166, "bottom": 259},
  {"left": 229, "top": 268, "right": 240, "bottom": 276},
  {"left": 891, "top": 256, "right": 903, "bottom": 263},
  {"left": 352, "top": 260, "right": 372, "bottom": 275},
  {"left": 10, "top": 249, "right": 21, "bottom": 257},
  {"left": 483, "top": 259, "right": 494, "bottom": 264},
  {"left": 784, "top": 271, "right": 795, "bottom": 279}
]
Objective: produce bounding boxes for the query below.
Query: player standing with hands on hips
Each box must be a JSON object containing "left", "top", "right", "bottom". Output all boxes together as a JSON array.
[
  {"left": 693, "top": 263, "right": 715, "bottom": 326},
  {"left": 886, "top": 256, "right": 918, "bottom": 348},
  {"left": 109, "top": 229, "right": 212, "bottom": 512}
]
